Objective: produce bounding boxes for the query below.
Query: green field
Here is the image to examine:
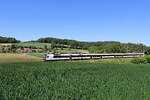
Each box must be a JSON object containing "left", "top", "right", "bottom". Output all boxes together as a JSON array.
[
  {"left": 29, "top": 53, "right": 45, "bottom": 58},
  {"left": 15, "top": 42, "right": 51, "bottom": 49},
  {"left": 0, "top": 61, "right": 150, "bottom": 100},
  {"left": 56, "top": 49, "right": 89, "bottom": 54},
  {"left": 70, "top": 58, "right": 133, "bottom": 64}
]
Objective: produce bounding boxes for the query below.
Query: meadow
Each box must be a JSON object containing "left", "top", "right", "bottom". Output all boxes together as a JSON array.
[
  {"left": 29, "top": 53, "right": 45, "bottom": 58},
  {"left": 0, "top": 61, "right": 150, "bottom": 100},
  {"left": 15, "top": 42, "right": 51, "bottom": 49},
  {"left": 70, "top": 58, "right": 133, "bottom": 64},
  {"left": 56, "top": 49, "right": 89, "bottom": 54}
]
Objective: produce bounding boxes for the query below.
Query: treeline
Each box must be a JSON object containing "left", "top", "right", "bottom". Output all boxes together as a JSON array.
[
  {"left": 37, "top": 37, "right": 87, "bottom": 49},
  {"left": 88, "top": 43, "right": 149, "bottom": 53},
  {"left": 0, "top": 36, "right": 20, "bottom": 43},
  {"left": 36, "top": 37, "right": 150, "bottom": 54},
  {"left": 37, "top": 37, "right": 120, "bottom": 49}
]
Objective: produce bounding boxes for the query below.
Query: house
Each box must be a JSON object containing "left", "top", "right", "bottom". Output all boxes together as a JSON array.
[
  {"left": 3, "top": 47, "right": 9, "bottom": 52},
  {"left": 16, "top": 48, "right": 24, "bottom": 53},
  {"left": 36, "top": 49, "right": 43, "bottom": 53},
  {"left": 24, "top": 48, "right": 31, "bottom": 53}
]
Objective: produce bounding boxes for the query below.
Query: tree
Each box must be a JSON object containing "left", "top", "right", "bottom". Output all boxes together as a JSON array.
[
  {"left": 88, "top": 46, "right": 98, "bottom": 53},
  {"left": 44, "top": 45, "right": 48, "bottom": 52},
  {"left": 0, "top": 36, "right": 20, "bottom": 43},
  {"left": 51, "top": 42, "right": 56, "bottom": 50},
  {"left": 11, "top": 44, "right": 17, "bottom": 53},
  {"left": 120, "top": 47, "right": 127, "bottom": 53},
  {"left": 109, "top": 44, "right": 120, "bottom": 53},
  {"left": 145, "top": 48, "right": 150, "bottom": 55}
]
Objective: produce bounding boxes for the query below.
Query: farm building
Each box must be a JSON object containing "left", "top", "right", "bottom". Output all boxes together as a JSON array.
[
  {"left": 3, "top": 47, "right": 9, "bottom": 52},
  {"left": 23, "top": 48, "right": 31, "bottom": 53}
]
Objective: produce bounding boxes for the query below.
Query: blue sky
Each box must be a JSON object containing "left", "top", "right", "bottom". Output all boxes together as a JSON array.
[{"left": 0, "top": 0, "right": 150, "bottom": 45}]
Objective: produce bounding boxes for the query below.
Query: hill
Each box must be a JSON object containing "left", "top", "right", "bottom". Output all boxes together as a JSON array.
[
  {"left": 36, "top": 37, "right": 150, "bottom": 54},
  {"left": 0, "top": 36, "right": 150, "bottom": 54},
  {"left": 15, "top": 42, "right": 51, "bottom": 49}
]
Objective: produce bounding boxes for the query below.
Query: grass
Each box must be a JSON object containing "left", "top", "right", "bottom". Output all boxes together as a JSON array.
[
  {"left": 70, "top": 58, "right": 133, "bottom": 64},
  {"left": 0, "top": 61, "right": 150, "bottom": 100},
  {"left": 15, "top": 42, "right": 51, "bottom": 49},
  {"left": 0, "top": 53, "right": 42, "bottom": 63},
  {"left": 56, "top": 49, "right": 89, "bottom": 54},
  {"left": 29, "top": 53, "right": 45, "bottom": 58}
]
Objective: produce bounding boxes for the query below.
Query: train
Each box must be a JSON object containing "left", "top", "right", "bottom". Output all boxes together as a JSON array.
[{"left": 44, "top": 53, "right": 145, "bottom": 61}]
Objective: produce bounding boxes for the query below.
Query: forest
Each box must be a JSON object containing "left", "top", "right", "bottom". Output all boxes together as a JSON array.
[{"left": 0, "top": 36, "right": 20, "bottom": 43}]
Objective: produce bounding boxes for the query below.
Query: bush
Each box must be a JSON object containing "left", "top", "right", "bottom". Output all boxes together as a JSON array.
[
  {"left": 145, "top": 55, "right": 150, "bottom": 63},
  {"left": 131, "top": 58, "right": 147, "bottom": 64}
]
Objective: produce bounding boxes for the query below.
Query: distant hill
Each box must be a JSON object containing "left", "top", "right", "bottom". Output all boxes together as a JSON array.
[
  {"left": 36, "top": 37, "right": 150, "bottom": 54},
  {"left": 0, "top": 36, "right": 20, "bottom": 43},
  {"left": 15, "top": 42, "right": 51, "bottom": 49}
]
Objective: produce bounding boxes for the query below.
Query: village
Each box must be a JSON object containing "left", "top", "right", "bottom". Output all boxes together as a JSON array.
[{"left": 2, "top": 46, "right": 43, "bottom": 53}]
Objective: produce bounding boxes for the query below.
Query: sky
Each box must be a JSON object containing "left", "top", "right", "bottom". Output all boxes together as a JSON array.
[{"left": 0, "top": 0, "right": 150, "bottom": 45}]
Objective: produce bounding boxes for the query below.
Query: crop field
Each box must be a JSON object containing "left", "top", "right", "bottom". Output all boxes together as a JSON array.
[
  {"left": 0, "top": 61, "right": 150, "bottom": 100},
  {"left": 0, "top": 53, "right": 42, "bottom": 63}
]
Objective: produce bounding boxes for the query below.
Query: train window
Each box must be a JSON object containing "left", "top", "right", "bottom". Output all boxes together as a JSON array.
[{"left": 46, "top": 56, "right": 49, "bottom": 58}]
